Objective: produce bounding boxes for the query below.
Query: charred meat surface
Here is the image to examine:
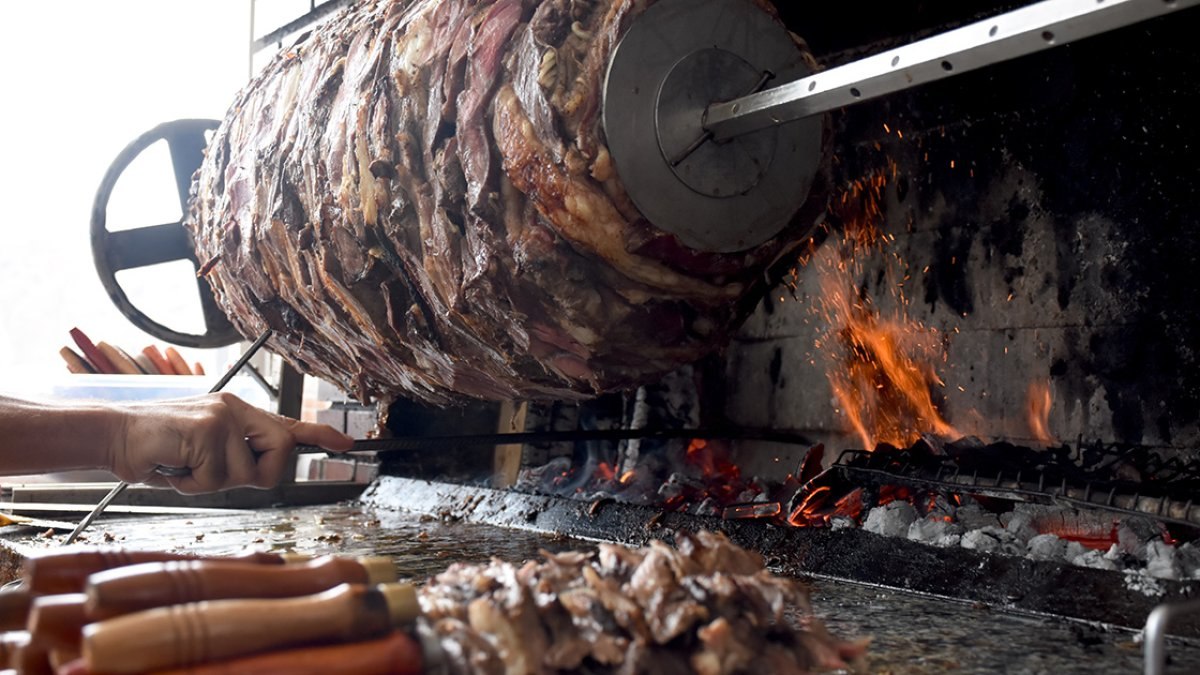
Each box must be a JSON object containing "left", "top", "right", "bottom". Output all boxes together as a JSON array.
[
  {"left": 188, "top": 0, "right": 826, "bottom": 405},
  {"left": 419, "top": 531, "right": 866, "bottom": 674}
]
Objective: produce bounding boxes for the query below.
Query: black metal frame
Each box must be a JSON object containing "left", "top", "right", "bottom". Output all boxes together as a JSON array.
[{"left": 247, "top": 0, "right": 354, "bottom": 74}]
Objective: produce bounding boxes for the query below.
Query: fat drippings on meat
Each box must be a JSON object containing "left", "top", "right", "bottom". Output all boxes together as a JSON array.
[
  {"left": 419, "top": 532, "right": 866, "bottom": 674},
  {"left": 188, "top": 0, "right": 826, "bottom": 405}
]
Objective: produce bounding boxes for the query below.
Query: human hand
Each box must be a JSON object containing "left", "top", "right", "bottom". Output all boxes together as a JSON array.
[{"left": 107, "top": 392, "right": 355, "bottom": 494}]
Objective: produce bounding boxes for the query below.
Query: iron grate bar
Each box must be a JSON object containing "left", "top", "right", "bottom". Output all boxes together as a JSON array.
[{"left": 820, "top": 451, "right": 1200, "bottom": 529}]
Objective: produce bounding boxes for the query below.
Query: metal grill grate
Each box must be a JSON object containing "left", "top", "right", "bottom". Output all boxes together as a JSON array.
[{"left": 787, "top": 443, "right": 1200, "bottom": 529}]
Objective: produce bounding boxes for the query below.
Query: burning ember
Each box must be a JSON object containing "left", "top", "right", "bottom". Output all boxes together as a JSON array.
[{"left": 518, "top": 436, "right": 773, "bottom": 517}]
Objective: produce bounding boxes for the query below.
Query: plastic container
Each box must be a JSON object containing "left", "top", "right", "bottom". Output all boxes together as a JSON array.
[{"left": 44, "top": 374, "right": 271, "bottom": 410}]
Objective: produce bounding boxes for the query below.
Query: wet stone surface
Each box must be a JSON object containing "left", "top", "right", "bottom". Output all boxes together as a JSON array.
[
  {"left": 3, "top": 503, "right": 1198, "bottom": 673},
  {"left": 808, "top": 581, "right": 1199, "bottom": 674}
]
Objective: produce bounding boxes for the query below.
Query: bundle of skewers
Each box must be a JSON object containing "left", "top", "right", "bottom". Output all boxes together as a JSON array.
[
  {"left": 0, "top": 548, "right": 422, "bottom": 675},
  {"left": 57, "top": 329, "right": 204, "bottom": 377},
  {"left": 0, "top": 536, "right": 865, "bottom": 674}
]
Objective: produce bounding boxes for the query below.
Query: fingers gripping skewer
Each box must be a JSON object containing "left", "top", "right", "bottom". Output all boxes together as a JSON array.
[{"left": 64, "top": 330, "right": 273, "bottom": 545}]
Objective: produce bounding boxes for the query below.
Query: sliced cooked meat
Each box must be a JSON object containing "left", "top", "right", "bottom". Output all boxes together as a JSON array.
[{"left": 417, "top": 532, "right": 866, "bottom": 673}]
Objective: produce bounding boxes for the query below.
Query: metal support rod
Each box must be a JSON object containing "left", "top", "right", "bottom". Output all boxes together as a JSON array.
[
  {"left": 296, "top": 427, "right": 815, "bottom": 454},
  {"left": 249, "top": 0, "right": 352, "bottom": 53},
  {"left": 705, "top": 0, "right": 1199, "bottom": 141},
  {"left": 1145, "top": 599, "right": 1200, "bottom": 675}
]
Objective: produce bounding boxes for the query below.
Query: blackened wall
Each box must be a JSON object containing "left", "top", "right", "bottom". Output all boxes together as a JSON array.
[{"left": 726, "top": 4, "right": 1200, "bottom": 459}]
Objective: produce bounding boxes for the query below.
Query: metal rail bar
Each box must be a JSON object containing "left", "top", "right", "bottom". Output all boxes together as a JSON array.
[
  {"left": 297, "top": 427, "right": 815, "bottom": 454},
  {"left": 249, "top": 0, "right": 353, "bottom": 53},
  {"left": 1145, "top": 599, "right": 1200, "bottom": 675},
  {"left": 810, "top": 448, "right": 1200, "bottom": 528},
  {"left": 706, "top": 0, "right": 1200, "bottom": 141}
]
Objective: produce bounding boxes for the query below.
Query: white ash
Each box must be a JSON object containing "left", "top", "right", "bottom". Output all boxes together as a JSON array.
[
  {"left": 1068, "top": 543, "right": 1119, "bottom": 571},
  {"left": 962, "top": 526, "right": 1025, "bottom": 556},
  {"left": 926, "top": 494, "right": 958, "bottom": 520},
  {"left": 954, "top": 502, "right": 1002, "bottom": 531},
  {"left": 999, "top": 504, "right": 1049, "bottom": 544},
  {"left": 1026, "top": 533, "right": 1068, "bottom": 561},
  {"left": 907, "top": 517, "right": 964, "bottom": 547},
  {"left": 657, "top": 472, "right": 704, "bottom": 501},
  {"left": 734, "top": 487, "right": 769, "bottom": 503},
  {"left": 1144, "top": 540, "right": 1179, "bottom": 580},
  {"left": 830, "top": 516, "right": 856, "bottom": 530},
  {"left": 863, "top": 501, "right": 919, "bottom": 538},
  {"left": 1176, "top": 543, "right": 1200, "bottom": 579},
  {"left": 691, "top": 497, "right": 720, "bottom": 517},
  {"left": 1124, "top": 569, "right": 1167, "bottom": 598},
  {"left": 847, "top": 492, "right": 1190, "bottom": 581},
  {"left": 1117, "top": 517, "right": 1162, "bottom": 559}
]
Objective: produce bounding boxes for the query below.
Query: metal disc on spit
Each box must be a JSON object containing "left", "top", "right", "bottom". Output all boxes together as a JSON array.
[{"left": 603, "top": 0, "right": 823, "bottom": 253}]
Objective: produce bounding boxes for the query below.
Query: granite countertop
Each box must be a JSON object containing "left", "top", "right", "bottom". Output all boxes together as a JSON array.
[{"left": 2, "top": 503, "right": 1195, "bottom": 674}]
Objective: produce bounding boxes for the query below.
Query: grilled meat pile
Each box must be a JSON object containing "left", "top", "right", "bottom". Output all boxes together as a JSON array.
[
  {"left": 188, "top": 0, "right": 826, "bottom": 405},
  {"left": 419, "top": 531, "right": 866, "bottom": 674}
]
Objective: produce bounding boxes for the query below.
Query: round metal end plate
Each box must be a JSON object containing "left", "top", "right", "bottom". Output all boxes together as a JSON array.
[
  {"left": 603, "top": 0, "right": 823, "bottom": 253},
  {"left": 657, "top": 48, "right": 776, "bottom": 198}
]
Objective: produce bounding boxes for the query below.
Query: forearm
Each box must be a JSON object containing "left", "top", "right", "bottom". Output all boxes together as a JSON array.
[
  {"left": 0, "top": 393, "right": 351, "bottom": 492},
  {"left": 0, "top": 396, "right": 120, "bottom": 475}
]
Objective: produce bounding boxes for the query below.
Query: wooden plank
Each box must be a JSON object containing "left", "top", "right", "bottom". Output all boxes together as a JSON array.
[{"left": 492, "top": 401, "right": 527, "bottom": 488}]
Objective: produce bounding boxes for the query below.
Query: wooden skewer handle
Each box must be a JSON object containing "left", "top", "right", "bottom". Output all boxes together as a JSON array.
[
  {"left": 0, "top": 631, "right": 31, "bottom": 670},
  {"left": 0, "top": 588, "right": 33, "bottom": 631},
  {"left": 24, "top": 549, "right": 292, "bottom": 595},
  {"left": 146, "top": 630, "right": 423, "bottom": 675},
  {"left": 83, "top": 582, "right": 417, "bottom": 674},
  {"left": 28, "top": 593, "right": 87, "bottom": 651},
  {"left": 86, "top": 556, "right": 396, "bottom": 620}
]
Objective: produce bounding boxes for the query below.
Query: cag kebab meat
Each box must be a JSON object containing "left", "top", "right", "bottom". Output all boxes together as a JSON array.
[{"left": 188, "top": 0, "right": 827, "bottom": 405}]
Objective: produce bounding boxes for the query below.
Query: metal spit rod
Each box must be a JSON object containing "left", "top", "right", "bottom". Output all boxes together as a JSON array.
[{"left": 705, "top": 0, "right": 1200, "bottom": 141}]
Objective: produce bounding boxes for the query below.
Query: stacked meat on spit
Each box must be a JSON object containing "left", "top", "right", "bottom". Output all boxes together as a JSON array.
[{"left": 187, "top": 0, "right": 827, "bottom": 406}]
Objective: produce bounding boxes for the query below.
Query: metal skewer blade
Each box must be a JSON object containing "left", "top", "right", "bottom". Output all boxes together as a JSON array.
[
  {"left": 64, "top": 330, "right": 273, "bottom": 545},
  {"left": 63, "top": 482, "right": 130, "bottom": 546},
  {"left": 706, "top": 0, "right": 1200, "bottom": 141}
]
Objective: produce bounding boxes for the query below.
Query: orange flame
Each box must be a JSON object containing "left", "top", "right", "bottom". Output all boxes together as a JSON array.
[
  {"left": 594, "top": 462, "right": 615, "bottom": 482},
  {"left": 826, "top": 300, "right": 958, "bottom": 449},
  {"left": 803, "top": 165, "right": 958, "bottom": 450},
  {"left": 1026, "top": 379, "right": 1054, "bottom": 445}
]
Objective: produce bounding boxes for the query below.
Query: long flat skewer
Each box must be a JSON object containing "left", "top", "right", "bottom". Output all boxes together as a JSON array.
[{"left": 705, "top": 0, "right": 1199, "bottom": 141}]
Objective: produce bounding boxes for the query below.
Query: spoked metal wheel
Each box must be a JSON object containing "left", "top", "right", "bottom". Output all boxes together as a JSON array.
[{"left": 90, "top": 119, "right": 240, "bottom": 348}]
